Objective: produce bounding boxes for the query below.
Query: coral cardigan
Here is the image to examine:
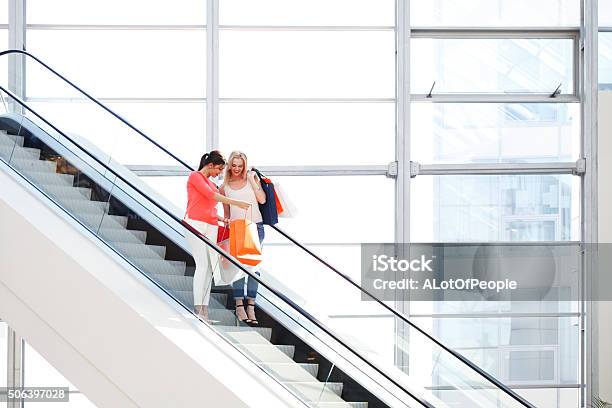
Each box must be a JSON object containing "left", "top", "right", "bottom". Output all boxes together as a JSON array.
[{"left": 185, "top": 171, "right": 219, "bottom": 225}]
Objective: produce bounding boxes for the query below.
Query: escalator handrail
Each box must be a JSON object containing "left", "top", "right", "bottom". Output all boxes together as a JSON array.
[
  {"left": 0, "top": 49, "right": 534, "bottom": 408},
  {"left": 0, "top": 86, "right": 435, "bottom": 408}
]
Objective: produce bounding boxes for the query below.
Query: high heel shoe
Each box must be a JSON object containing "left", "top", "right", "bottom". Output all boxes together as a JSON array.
[
  {"left": 235, "top": 304, "right": 252, "bottom": 324},
  {"left": 246, "top": 303, "right": 259, "bottom": 326}
]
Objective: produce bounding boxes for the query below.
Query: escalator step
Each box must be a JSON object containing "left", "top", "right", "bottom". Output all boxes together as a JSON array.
[
  {"left": 37, "top": 183, "right": 92, "bottom": 201},
  {"left": 210, "top": 292, "right": 227, "bottom": 306},
  {"left": 147, "top": 273, "right": 193, "bottom": 292},
  {"left": 171, "top": 290, "right": 238, "bottom": 316},
  {"left": 214, "top": 326, "right": 272, "bottom": 342},
  {"left": 131, "top": 258, "right": 185, "bottom": 276},
  {"left": 236, "top": 344, "right": 296, "bottom": 362},
  {"left": 175, "top": 291, "right": 227, "bottom": 309},
  {"left": 0, "top": 145, "right": 41, "bottom": 161},
  {"left": 20, "top": 170, "right": 75, "bottom": 187},
  {"left": 11, "top": 158, "right": 58, "bottom": 173},
  {"left": 284, "top": 381, "right": 345, "bottom": 402},
  {"left": 0, "top": 132, "right": 24, "bottom": 147},
  {"left": 206, "top": 308, "right": 238, "bottom": 325},
  {"left": 40, "top": 195, "right": 108, "bottom": 215},
  {"left": 111, "top": 241, "right": 167, "bottom": 260},
  {"left": 169, "top": 290, "right": 193, "bottom": 308},
  {"left": 98, "top": 228, "right": 147, "bottom": 245},
  {"left": 222, "top": 330, "right": 271, "bottom": 345},
  {"left": 77, "top": 213, "right": 128, "bottom": 230},
  {"left": 260, "top": 363, "right": 319, "bottom": 382}
]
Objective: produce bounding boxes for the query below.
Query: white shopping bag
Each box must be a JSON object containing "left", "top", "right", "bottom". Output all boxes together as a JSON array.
[
  {"left": 212, "top": 239, "right": 245, "bottom": 285},
  {"left": 275, "top": 182, "right": 298, "bottom": 218}
]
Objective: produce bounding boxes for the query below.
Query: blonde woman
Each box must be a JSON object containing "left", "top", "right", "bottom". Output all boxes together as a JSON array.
[{"left": 219, "top": 151, "right": 266, "bottom": 325}]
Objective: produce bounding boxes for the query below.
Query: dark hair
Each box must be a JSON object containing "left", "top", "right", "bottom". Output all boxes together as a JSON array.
[{"left": 197, "top": 150, "right": 226, "bottom": 171}]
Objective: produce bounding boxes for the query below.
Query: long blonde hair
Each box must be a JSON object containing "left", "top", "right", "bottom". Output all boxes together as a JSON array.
[{"left": 223, "top": 151, "right": 248, "bottom": 186}]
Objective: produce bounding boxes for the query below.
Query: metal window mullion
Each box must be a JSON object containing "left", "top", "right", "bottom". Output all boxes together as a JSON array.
[
  {"left": 25, "top": 97, "right": 207, "bottom": 103},
  {"left": 411, "top": 94, "right": 579, "bottom": 103},
  {"left": 396, "top": 0, "right": 410, "bottom": 245},
  {"left": 581, "top": 1, "right": 598, "bottom": 408},
  {"left": 6, "top": 327, "right": 23, "bottom": 408},
  {"left": 8, "top": 0, "right": 26, "bottom": 109},
  {"left": 393, "top": 0, "right": 411, "bottom": 377},
  {"left": 127, "top": 164, "right": 391, "bottom": 177},
  {"left": 415, "top": 162, "right": 582, "bottom": 176},
  {"left": 427, "top": 383, "right": 581, "bottom": 390},
  {"left": 219, "top": 97, "right": 395, "bottom": 103},
  {"left": 410, "top": 28, "right": 579, "bottom": 38},
  {"left": 26, "top": 24, "right": 206, "bottom": 30},
  {"left": 218, "top": 25, "right": 394, "bottom": 32},
  {"left": 575, "top": 25, "right": 583, "bottom": 100},
  {"left": 409, "top": 312, "right": 582, "bottom": 319},
  {"left": 206, "top": 0, "right": 219, "bottom": 151},
  {"left": 328, "top": 312, "right": 581, "bottom": 319}
]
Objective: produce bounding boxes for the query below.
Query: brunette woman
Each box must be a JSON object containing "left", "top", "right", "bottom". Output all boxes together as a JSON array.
[{"left": 184, "top": 150, "right": 250, "bottom": 323}]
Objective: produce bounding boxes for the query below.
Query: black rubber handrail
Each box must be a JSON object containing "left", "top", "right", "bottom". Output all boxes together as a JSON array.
[
  {"left": 0, "top": 85, "right": 431, "bottom": 408},
  {"left": 0, "top": 49, "right": 535, "bottom": 408}
]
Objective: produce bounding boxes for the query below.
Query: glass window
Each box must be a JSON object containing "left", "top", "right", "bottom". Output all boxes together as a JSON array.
[
  {"left": 219, "top": 30, "right": 395, "bottom": 98},
  {"left": 412, "top": 316, "right": 579, "bottom": 384},
  {"left": 141, "top": 176, "right": 189, "bottom": 211},
  {"left": 432, "top": 387, "right": 578, "bottom": 408},
  {"left": 600, "top": 33, "right": 612, "bottom": 89},
  {"left": 27, "top": 0, "right": 205, "bottom": 25},
  {"left": 600, "top": 2, "right": 612, "bottom": 27},
  {"left": 0, "top": 1, "right": 7, "bottom": 25},
  {"left": 410, "top": 299, "right": 580, "bottom": 316},
  {"left": 508, "top": 350, "right": 555, "bottom": 382},
  {"left": 28, "top": 101, "right": 205, "bottom": 167},
  {"left": 411, "top": 38, "right": 574, "bottom": 94},
  {"left": 269, "top": 176, "right": 394, "bottom": 243},
  {"left": 410, "top": 175, "right": 581, "bottom": 242},
  {"left": 27, "top": 30, "right": 206, "bottom": 98},
  {"left": 410, "top": 0, "right": 579, "bottom": 27},
  {"left": 220, "top": 0, "right": 394, "bottom": 26},
  {"left": 0, "top": 30, "right": 8, "bottom": 85},
  {"left": 299, "top": 244, "right": 363, "bottom": 282},
  {"left": 411, "top": 103, "right": 580, "bottom": 164},
  {"left": 219, "top": 102, "right": 394, "bottom": 165},
  {"left": 106, "top": 102, "right": 206, "bottom": 166},
  {"left": 514, "top": 387, "right": 579, "bottom": 408}
]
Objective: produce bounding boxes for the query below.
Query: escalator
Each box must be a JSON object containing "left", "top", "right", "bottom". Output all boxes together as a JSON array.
[{"left": 0, "top": 49, "right": 535, "bottom": 408}]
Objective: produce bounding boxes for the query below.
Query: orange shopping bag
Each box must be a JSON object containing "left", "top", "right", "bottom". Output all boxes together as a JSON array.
[
  {"left": 229, "top": 218, "right": 262, "bottom": 266},
  {"left": 274, "top": 190, "right": 284, "bottom": 215}
]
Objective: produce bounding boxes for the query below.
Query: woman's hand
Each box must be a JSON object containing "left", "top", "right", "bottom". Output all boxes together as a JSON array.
[
  {"left": 235, "top": 200, "right": 251, "bottom": 210},
  {"left": 247, "top": 170, "right": 258, "bottom": 184}
]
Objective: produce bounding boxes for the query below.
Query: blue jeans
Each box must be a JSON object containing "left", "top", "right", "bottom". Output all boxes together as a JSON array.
[{"left": 233, "top": 222, "right": 265, "bottom": 299}]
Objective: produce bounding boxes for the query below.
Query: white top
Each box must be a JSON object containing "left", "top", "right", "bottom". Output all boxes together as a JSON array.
[{"left": 224, "top": 181, "right": 263, "bottom": 223}]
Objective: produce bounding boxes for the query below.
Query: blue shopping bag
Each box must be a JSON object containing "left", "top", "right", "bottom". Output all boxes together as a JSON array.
[{"left": 252, "top": 168, "right": 278, "bottom": 226}]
